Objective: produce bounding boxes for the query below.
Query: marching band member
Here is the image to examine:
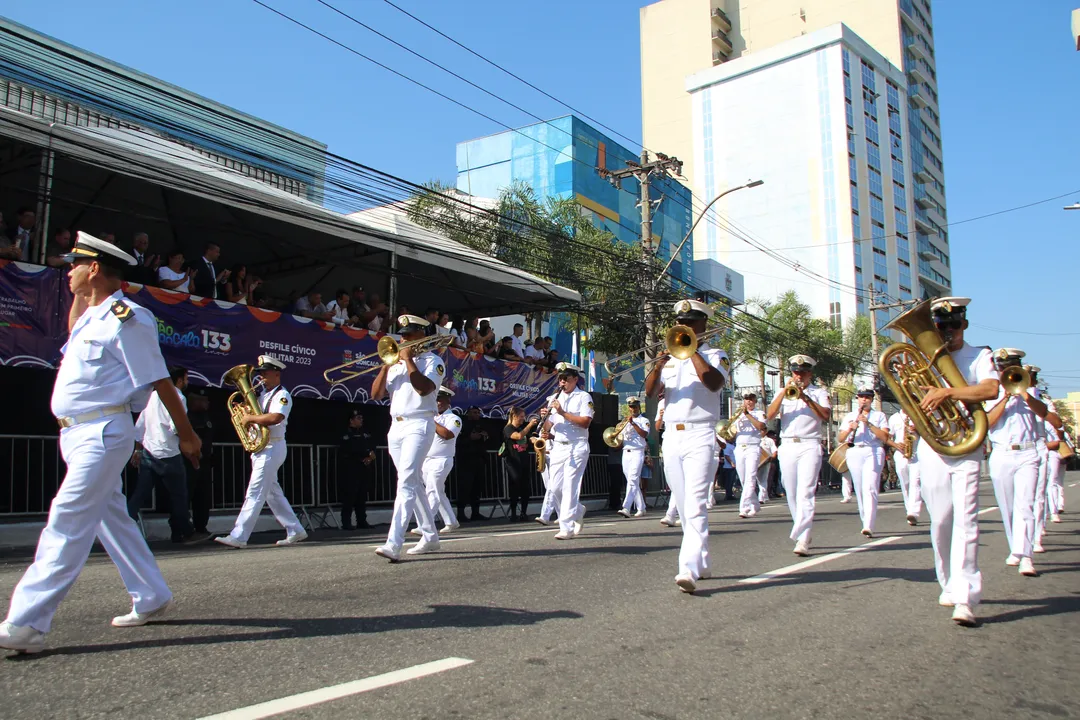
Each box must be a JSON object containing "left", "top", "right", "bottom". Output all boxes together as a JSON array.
[
  {"left": 986, "top": 348, "right": 1050, "bottom": 578},
  {"left": 758, "top": 431, "right": 778, "bottom": 504},
  {"left": 617, "top": 397, "right": 650, "bottom": 518},
  {"left": 541, "top": 364, "right": 593, "bottom": 540},
  {"left": 372, "top": 315, "right": 446, "bottom": 562},
  {"left": 656, "top": 397, "right": 682, "bottom": 528},
  {"left": 1035, "top": 422, "right": 1060, "bottom": 552},
  {"left": 645, "top": 300, "right": 728, "bottom": 593},
  {"left": 888, "top": 408, "right": 922, "bottom": 526},
  {"left": 215, "top": 355, "right": 307, "bottom": 548},
  {"left": 413, "top": 388, "right": 461, "bottom": 533},
  {"left": 766, "top": 355, "right": 831, "bottom": 557},
  {"left": 837, "top": 388, "right": 889, "bottom": 537},
  {"left": 733, "top": 392, "right": 768, "bottom": 519},
  {"left": 534, "top": 395, "right": 558, "bottom": 526},
  {"left": 916, "top": 298, "right": 999, "bottom": 626},
  {"left": 0, "top": 234, "right": 201, "bottom": 653},
  {"left": 1028, "top": 371, "right": 1065, "bottom": 530}
]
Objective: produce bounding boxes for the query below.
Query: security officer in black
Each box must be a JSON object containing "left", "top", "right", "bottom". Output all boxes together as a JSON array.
[
  {"left": 339, "top": 409, "right": 376, "bottom": 529},
  {"left": 185, "top": 387, "right": 215, "bottom": 534}
]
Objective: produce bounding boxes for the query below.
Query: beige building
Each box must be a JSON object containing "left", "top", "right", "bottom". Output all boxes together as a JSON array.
[{"left": 640, "top": 0, "right": 950, "bottom": 298}]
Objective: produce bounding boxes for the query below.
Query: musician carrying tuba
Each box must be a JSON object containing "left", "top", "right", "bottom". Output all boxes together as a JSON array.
[{"left": 613, "top": 397, "right": 651, "bottom": 518}]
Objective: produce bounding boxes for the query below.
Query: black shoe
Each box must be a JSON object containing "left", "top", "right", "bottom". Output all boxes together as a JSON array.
[
  {"left": 357, "top": 521, "right": 371, "bottom": 529},
  {"left": 180, "top": 531, "right": 213, "bottom": 545},
  {"left": 341, "top": 524, "right": 354, "bottom": 531},
  {"left": 510, "top": 512, "right": 519, "bottom": 521}
]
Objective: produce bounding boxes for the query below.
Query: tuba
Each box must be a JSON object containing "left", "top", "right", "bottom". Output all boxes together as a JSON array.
[
  {"left": 879, "top": 300, "right": 988, "bottom": 457},
  {"left": 603, "top": 416, "right": 632, "bottom": 448},
  {"left": 224, "top": 364, "right": 270, "bottom": 453}
]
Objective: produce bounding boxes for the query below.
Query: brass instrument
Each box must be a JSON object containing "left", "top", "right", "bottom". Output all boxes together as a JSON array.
[
  {"left": 902, "top": 421, "right": 918, "bottom": 460},
  {"left": 603, "top": 415, "right": 633, "bottom": 448},
  {"left": 1000, "top": 365, "right": 1031, "bottom": 396},
  {"left": 224, "top": 364, "right": 270, "bottom": 453},
  {"left": 604, "top": 325, "right": 725, "bottom": 379},
  {"left": 784, "top": 382, "right": 802, "bottom": 400},
  {"left": 323, "top": 334, "right": 455, "bottom": 385},
  {"left": 879, "top": 299, "right": 988, "bottom": 457},
  {"left": 717, "top": 405, "right": 745, "bottom": 442},
  {"left": 531, "top": 436, "right": 548, "bottom": 472}
]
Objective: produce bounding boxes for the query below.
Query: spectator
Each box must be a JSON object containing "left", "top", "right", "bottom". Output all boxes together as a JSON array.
[
  {"left": 158, "top": 249, "right": 195, "bottom": 292},
  {"left": 511, "top": 323, "right": 526, "bottom": 358},
  {"left": 366, "top": 293, "right": 389, "bottom": 333},
  {"left": 524, "top": 336, "right": 546, "bottom": 365},
  {"left": 496, "top": 336, "right": 523, "bottom": 362},
  {"left": 101, "top": 232, "right": 117, "bottom": 245},
  {"left": 477, "top": 320, "right": 496, "bottom": 355},
  {"left": 348, "top": 285, "right": 375, "bottom": 326},
  {"left": 326, "top": 288, "right": 353, "bottom": 326},
  {"left": 295, "top": 290, "right": 334, "bottom": 322},
  {"left": 225, "top": 264, "right": 260, "bottom": 305},
  {"left": 185, "top": 387, "right": 214, "bottom": 535},
  {"left": 423, "top": 307, "right": 440, "bottom": 337},
  {"left": 129, "top": 232, "right": 159, "bottom": 284},
  {"left": 437, "top": 312, "right": 451, "bottom": 335},
  {"left": 464, "top": 318, "right": 484, "bottom": 353},
  {"left": 190, "top": 241, "right": 230, "bottom": 299},
  {"left": 1, "top": 206, "right": 34, "bottom": 261},
  {"left": 449, "top": 316, "right": 467, "bottom": 349},
  {"left": 544, "top": 347, "right": 560, "bottom": 371},
  {"left": 456, "top": 407, "right": 489, "bottom": 522},
  {"left": 46, "top": 228, "right": 72, "bottom": 268}
]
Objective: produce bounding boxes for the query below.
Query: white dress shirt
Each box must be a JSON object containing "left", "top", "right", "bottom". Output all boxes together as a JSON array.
[
  {"left": 511, "top": 335, "right": 525, "bottom": 358},
  {"left": 657, "top": 343, "right": 729, "bottom": 424},
  {"left": 549, "top": 388, "right": 594, "bottom": 444},
  {"left": 779, "top": 384, "right": 831, "bottom": 440},
  {"left": 888, "top": 411, "right": 918, "bottom": 457},
  {"left": 135, "top": 389, "right": 187, "bottom": 459},
  {"left": 840, "top": 409, "right": 888, "bottom": 448},
  {"left": 259, "top": 385, "right": 292, "bottom": 442},
  {"left": 986, "top": 387, "right": 1039, "bottom": 447},
  {"left": 158, "top": 266, "right": 189, "bottom": 293},
  {"left": 733, "top": 409, "right": 766, "bottom": 445},
  {"left": 430, "top": 409, "right": 463, "bottom": 458},
  {"left": 620, "top": 415, "right": 650, "bottom": 450},
  {"left": 387, "top": 352, "right": 445, "bottom": 418}
]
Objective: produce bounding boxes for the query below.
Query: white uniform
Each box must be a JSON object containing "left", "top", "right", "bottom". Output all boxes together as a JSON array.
[
  {"left": 1037, "top": 424, "right": 1061, "bottom": 543},
  {"left": 383, "top": 352, "right": 446, "bottom": 550},
  {"left": 538, "top": 436, "right": 558, "bottom": 522},
  {"left": 657, "top": 398, "right": 680, "bottom": 525},
  {"left": 917, "top": 341, "right": 995, "bottom": 608},
  {"left": 6, "top": 292, "right": 172, "bottom": 633},
  {"left": 888, "top": 411, "right": 922, "bottom": 521},
  {"left": 547, "top": 388, "right": 594, "bottom": 536},
  {"left": 421, "top": 409, "right": 462, "bottom": 529},
  {"left": 620, "top": 415, "right": 651, "bottom": 515},
  {"left": 778, "top": 385, "right": 831, "bottom": 546},
  {"left": 987, "top": 385, "right": 1042, "bottom": 561},
  {"left": 1030, "top": 388, "right": 1051, "bottom": 542},
  {"left": 758, "top": 436, "right": 777, "bottom": 503},
  {"left": 658, "top": 343, "right": 728, "bottom": 581},
  {"left": 841, "top": 408, "right": 889, "bottom": 534},
  {"left": 733, "top": 408, "right": 767, "bottom": 516},
  {"left": 226, "top": 384, "right": 305, "bottom": 543}
]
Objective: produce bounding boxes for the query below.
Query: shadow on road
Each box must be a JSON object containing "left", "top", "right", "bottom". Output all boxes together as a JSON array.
[
  {"left": 7, "top": 604, "right": 581, "bottom": 659},
  {"left": 691, "top": 565, "right": 938, "bottom": 597},
  {"left": 979, "top": 592, "right": 1080, "bottom": 625}
]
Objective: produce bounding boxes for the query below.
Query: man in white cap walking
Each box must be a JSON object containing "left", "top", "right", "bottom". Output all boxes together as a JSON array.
[
  {"left": 215, "top": 355, "right": 307, "bottom": 548},
  {"left": 617, "top": 396, "right": 650, "bottom": 518},
  {"left": 838, "top": 388, "right": 889, "bottom": 537},
  {"left": 541, "top": 363, "right": 593, "bottom": 540}
]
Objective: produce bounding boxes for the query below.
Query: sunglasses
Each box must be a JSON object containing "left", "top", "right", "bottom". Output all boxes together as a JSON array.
[{"left": 934, "top": 319, "right": 963, "bottom": 330}]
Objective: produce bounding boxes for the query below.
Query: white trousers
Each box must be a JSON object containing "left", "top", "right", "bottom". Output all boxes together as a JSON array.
[
  {"left": 988, "top": 447, "right": 1038, "bottom": 559},
  {"left": 1034, "top": 448, "right": 1052, "bottom": 540},
  {"left": 539, "top": 461, "right": 558, "bottom": 521},
  {"left": 548, "top": 440, "right": 588, "bottom": 534},
  {"left": 6, "top": 416, "right": 170, "bottom": 633},
  {"left": 386, "top": 418, "right": 437, "bottom": 548},
  {"left": 849, "top": 446, "right": 884, "bottom": 533},
  {"left": 757, "top": 462, "right": 769, "bottom": 503},
  {"left": 663, "top": 487, "right": 679, "bottom": 522},
  {"left": 779, "top": 441, "right": 821, "bottom": 543},
  {"left": 1047, "top": 451, "right": 1065, "bottom": 515},
  {"left": 662, "top": 426, "right": 716, "bottom": 580},
  {"left": 842, "top": 471, "right": 854, "bottom": 501},
  {"left": 736, "top": 444, "right": 763, "bottom": 515},
  {"left": 229, "top": 441, "right": 303, "bottom": 542},
  {"left": 621, "top": 449, "right": 646, "bottom": 514},
  {"left": 894, "top": 451, "right": 922, "bottom": 519},
  {"left": 918, "top": 446, "right": 982, "bottom": 607},
  {"left": 421, "top": 456, "right": 458, "bottom": 528}
]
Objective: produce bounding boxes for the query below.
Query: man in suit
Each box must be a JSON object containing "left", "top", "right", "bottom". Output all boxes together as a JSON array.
[{"left": 190, "top": 242, "right": 230, "bottom": 299}]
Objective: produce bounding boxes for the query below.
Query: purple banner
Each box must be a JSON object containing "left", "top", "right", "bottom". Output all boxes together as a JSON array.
[{"left": 0, "top": 263, "right": 559, "bottom": 417}]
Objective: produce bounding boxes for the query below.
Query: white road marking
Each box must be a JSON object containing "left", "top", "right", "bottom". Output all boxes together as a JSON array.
[
  {"left": 366, "top": 522, "right": 619, "bottom": 548},
  {"left": 196, "top": 657, "right": 474, "bottom": 720},
  {"left": 1069, "top": 482, "right": 1078, "bottom": 488},
  {"left": 738, "top": 536, "right": 902, "bottom": 585},
  {"left": 978, "top": 506, "right": 1000, "bottom": 516},
  {"left": 494, "top": 521, "right": 616, "bottom": 537}
]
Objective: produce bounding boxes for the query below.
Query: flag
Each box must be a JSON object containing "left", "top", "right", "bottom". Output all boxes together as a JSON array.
[{"left": 588, "top": 350, "right": 596, "bottom": 392}]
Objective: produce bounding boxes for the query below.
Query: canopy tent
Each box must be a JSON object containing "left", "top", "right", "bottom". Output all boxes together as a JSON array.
[{"left": 0, "top": 107, "right": 580, "bottom": 316}]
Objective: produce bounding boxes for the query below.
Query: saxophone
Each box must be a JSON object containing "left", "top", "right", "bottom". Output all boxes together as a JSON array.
[
  {"left": 902, "top": 421, "right": 918, "bottom": 460},
  {"left": 224, "top": 364, "right": 270, "bottom": 453},
  {"left": 531, "top": 436, "right": 547, "bottom": 473}
]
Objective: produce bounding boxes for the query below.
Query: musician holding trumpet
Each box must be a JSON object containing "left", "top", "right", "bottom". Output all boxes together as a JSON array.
[
  {"left": 836, "top": 388, "right": 889, "bottom": 538},
  {"left": 766, "top": 355, "right": 831, "bottom": 557},
  {"left": 645, "top": 300, "right": 728, "bottom": 593}
]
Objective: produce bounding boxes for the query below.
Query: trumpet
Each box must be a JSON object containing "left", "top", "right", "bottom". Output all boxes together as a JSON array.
[
  {"left": 783, "top": 382, "right": 803, "bottom": 400},
  {"left": 323, "top": 333, "right": 454, "bottom": 385},
  {"left": 1000, "top": 365, "right": 1031, "bottom": 396},
  {"left": 604, "top": 325, "right": 724, "bottom": 379}
]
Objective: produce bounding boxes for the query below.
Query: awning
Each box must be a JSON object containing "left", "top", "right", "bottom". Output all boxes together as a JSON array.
[{"left": 0, "top": 107, "right": 579, "bottom": 316}]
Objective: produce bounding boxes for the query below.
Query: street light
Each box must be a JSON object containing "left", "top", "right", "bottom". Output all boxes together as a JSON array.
[
  {"left": 653, "top": 179, "right": 765, "bottom": 289},
  {"left": 1064, "top": 202, "right": 1080, "bottom": 210}
]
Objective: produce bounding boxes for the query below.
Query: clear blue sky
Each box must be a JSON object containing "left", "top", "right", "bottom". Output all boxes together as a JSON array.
[{"left": 5, "top": 0, "right": 1079, "bottom": 395}]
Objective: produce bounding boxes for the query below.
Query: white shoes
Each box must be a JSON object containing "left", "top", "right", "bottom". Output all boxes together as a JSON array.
[
  {"left": 1005, "top": 555, "right": 1020, "bottom": 567},
  {"left": 675, "top": 574, "right": 697, "bottom": 594},
  {"left": 738, "top": 513, "right": 748, "bottom": 519},
  {"left": 659, "top": 517, "right": 676, "bottom": 527},
  {"left": 793, "top": 540, "right": 810, "bottom": 557},
  {"left": 214, "top": 535, "right": 247, "bottom": 549},
  {"left": 840, "top": 497, "right": 852, "bottom": 504},
  {"left": 633, "top": 510, "right": 646, "bottom": 518},
  {"left": 406, "top": 539, "right": 440, "bottom": 555},
  {"left": 1033, "top": 542, "right": 1046, "bottom": 553},
  {"left": 952, "top": 603, "right": 976, "bottom": 627},
  {"left": 861, "top": 528, "right": 873, "bottom": 538},
  {"left": 0, "top": 621, "right": 45, "bottom": 654},
  {"left": 409, "top": 527, "right": 423, "bottom": 537},
  {"left": 906, "top": 515, "right": 918, "bottom": 526},
  {"left": 938, "top": 592, "right": 954, "bottom": 608},
  {"left": 276, "top": 531, "right": 308, "bottom": 547},
  {"left": 534, "top": 516, "right": 551, "bottom": 526},
  {"left": 746, "top": 510, "right": 757, "bottom": 518},
  {"left": 112, "top": 599, "right": 174, "bottom": 628},
  {"left": 554, "top": 531, "right": 572, "bottom": 540},
  {"left": 617, "top": 509, "right": 631, "bottom": 518},
  {"left": 1052, "top": 513, "right": 1062, "bottom": 523},
  {"left": 375, "top": 544, "right": 401, "bottom": 562},
  {"left": 675, "top": 519, "right": 682, "bottom": 527},
  {"left": 699, "top": 568, "right": 713, "bottom": 580},
  {"left": 1018, "top": 557, "right": 1037, "bottom": 577},
  {"left": 442, "top": 523, "right": 460, "bottom": 534}
]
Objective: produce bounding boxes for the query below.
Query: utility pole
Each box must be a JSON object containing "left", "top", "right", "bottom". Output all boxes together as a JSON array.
[
  {"left": 866, "top": 292, "right": 917, "bottom": 411},
  {"left": 598, "top": 150, "right": 684, "bottom": 361}
]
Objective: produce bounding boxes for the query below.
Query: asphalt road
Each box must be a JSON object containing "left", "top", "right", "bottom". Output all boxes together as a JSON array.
[{"left": 1, "top": 474, "right": 1078, "bottom": 720}]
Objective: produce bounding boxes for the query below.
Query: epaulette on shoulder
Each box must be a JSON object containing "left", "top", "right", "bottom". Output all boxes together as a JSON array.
[{"left": 110, "top": 300, "right": 134, "bottom": 324}]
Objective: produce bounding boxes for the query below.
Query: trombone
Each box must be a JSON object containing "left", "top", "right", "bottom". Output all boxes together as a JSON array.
[
  {"left": 323, "top": 333, "right": 454, "bottom": 385},
  {"left": 604, "top": 325, "right": 724, "bottom": 379}
]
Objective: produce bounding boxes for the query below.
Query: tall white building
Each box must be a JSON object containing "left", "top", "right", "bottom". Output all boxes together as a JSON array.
[{"left": 641, "top": 0, "right": 951, "bottom": 317}]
